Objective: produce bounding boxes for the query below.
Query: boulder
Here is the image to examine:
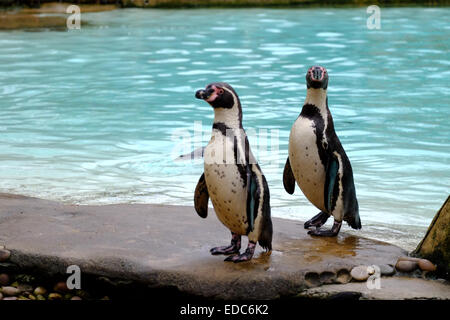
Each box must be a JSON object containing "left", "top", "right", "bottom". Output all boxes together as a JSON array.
[{"left": 413, "top": 196, "right": 450, "bottom": 279}]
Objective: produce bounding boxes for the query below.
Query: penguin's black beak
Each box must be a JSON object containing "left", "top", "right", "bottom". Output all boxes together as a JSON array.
[
  {"left": 195, "top": 89, "right": 207, "bottom": 100},
  {"left": 195, "top": 88, "right": 214, "bottom": 100},
  {"left": 306, "top": 66, "right": 328, "bottom": 89}
]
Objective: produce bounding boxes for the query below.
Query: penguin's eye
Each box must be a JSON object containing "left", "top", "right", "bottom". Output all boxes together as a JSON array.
[{"left": 218, "top": 88, "right": 224, "bottom": 95}]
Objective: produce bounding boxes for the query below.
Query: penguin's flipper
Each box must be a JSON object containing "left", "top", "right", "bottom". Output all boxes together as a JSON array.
[
  {"left": 324, "top": 154, "right": 340, "bottom": 213},
  {"left": 194, "top": 173, "right": 209, "bottom": 218},
  {"left": 247, "top": 164, "right": 272, "bottom": 251},
  {"left": 283, "top": 157, "right": 296, "bottom": 195},
  {"left": 175, "top": 146, "right": 205, "bottom": 161}
]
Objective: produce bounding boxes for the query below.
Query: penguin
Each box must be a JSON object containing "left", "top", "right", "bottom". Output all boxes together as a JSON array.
[
  {"left": 194, "top": 82, "right": 273, "bottom": 262},
  {"left": 283, "top": 66, "right": 361, "bottom": 236}
]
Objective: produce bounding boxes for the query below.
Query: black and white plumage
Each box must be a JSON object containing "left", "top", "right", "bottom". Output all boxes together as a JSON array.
[
  {"left": 283, "top": 66, "right": 361, "bottom": 236},
  {"left": 194, "top": 82, "right": 273, "bottom": 262}
]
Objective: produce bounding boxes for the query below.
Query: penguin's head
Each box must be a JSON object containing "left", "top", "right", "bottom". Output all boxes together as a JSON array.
[
  {"left": 306, "top": 66, "right": 328, "bottom": 89},
  {"left": 195, "top": 82, "right": 237, "bottom": 109}
]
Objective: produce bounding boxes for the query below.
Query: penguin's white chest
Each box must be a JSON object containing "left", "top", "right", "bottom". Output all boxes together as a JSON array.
[
  {"left": 289, "top": 116, "right": 326, "bottom": 211},
  {"left": 204, "top": 133, "right": 248, "bottom": 235}
]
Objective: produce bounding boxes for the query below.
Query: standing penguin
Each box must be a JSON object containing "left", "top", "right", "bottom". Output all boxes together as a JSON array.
[
  {"left": 283, "top": 66, "right": 361, "bottom": 236},
  {"left": 194, "top": 82, "right": 273, "bottom": 262}
]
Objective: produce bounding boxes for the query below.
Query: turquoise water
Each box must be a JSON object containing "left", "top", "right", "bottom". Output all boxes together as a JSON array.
[{"left": 0, "top": 8, "right": 449, "bottom": 250}]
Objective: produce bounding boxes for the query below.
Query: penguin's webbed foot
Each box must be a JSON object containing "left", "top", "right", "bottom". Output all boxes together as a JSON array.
[
  {"left": 224, "top": 241, "right": 256, "bottom": 263},
  {"left": 304, "top": 211, "right": 330, "bottom": 229},
  {"left": 210, "top": 232, "right": 241, "bottom": 255},
  {"left": 307, "top": 220, "right": 342, "bottom": 237},
  {"left": 210, "top": 245, "right": 240, "bottom": 255}
]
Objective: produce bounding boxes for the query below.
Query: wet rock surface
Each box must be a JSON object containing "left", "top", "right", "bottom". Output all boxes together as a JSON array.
[{"left": 0, "top": 194, "right": 447, "bottom": 299}]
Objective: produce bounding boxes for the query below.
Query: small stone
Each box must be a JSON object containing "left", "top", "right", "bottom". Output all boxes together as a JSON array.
[
  {"left": 64, "top": 294, "right": 73, "bottom": 300},
  {"left": 28, "top": 294, "right": 36, "bottom": 300},
  {"left": 36, "top": 294, "right": 46, "bottom": 300},
  {"left": 0, "top": 292, "right": 3, "bottom": 300},
  {"left": 10, "top": 281, "right": 19, "bottom": 288},
  {"left": 54, "top": 281, "right": 69, "bottom": 293},
  {"left": 48, "top": 293, "right": 62, "bottom": 300},
  {"left": 418, "top": 259, "right": 437, "bottom": 272},
  {"left": 379, "top": 264, "right": 395, "bottom": 276},
  {"left": 75, "top": 289, "right": 89, "bottom": 299},
  {"left": 350, "top": 265, "right": 371, "bottom": 281},
  {"left": 34, "top": 286, "right": 47, "bottom": 296},
  {"left": 1, "top": 286, "right": 21, "bottom": 296},
  {"left": 3, "top": 296, "right": 18, "bottom": 300},
  {"left": 0, "top": 249, "right": 10, "bottom": 262},
  {"left": 71, "top": 296, "right": 82, "bottom": 300},
  {"left": 18, "top": 283, "right": 33, "bottom": 293},
  {"left": 18, "top": 295, "right": 29, "bottom": 300},
  {"left": 335, "top": 269, "right": 351, "bottom": 284},
  {"left": 100, "top": 296, "right": 110, "bottom": 300},
  {"left": 395, "top": 260, "right": 418, "bottom": 272},
  {"left": 397, "top": 256, "right": 421, "bottom": 262},
  {"left": 0, "top": 274, "right": 9, "bottom": 286}
]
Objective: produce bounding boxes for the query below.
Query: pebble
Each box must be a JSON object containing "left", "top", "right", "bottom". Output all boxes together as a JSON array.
[
  {"left": 350, "top": 265, "right": 371, "bottom": 281},
  {"left": 0, "top": 273, "right": 9, "bottom": 286},
  {"left": 398, "top": 256, "right": 421, "bottom": 262},
  {"left": 418, "top": 259, "right": 437, "bottom": 272},
  {"left": 28, "top": 294, "right": 36, "bottom": 300},
  {"left": 1, "top": 286, "right": 21, "bottom": 296},
  {"left": 0, "top": 249, "right": 11, "bottom": 262},
  {"left": 0, "top": 292, "right": 3, "bottom": 300},
  {"left": 2, "top": 296, "right": 18, "bottom": 300},
  {"left": 48, "top": 293, "right": 62, "bottom": 300},
  {"left": 395, "top": 260, "right": 418, "bottom": 272},
  {"left": 54, "top": 281, "right": 69, "bottom": 293},
  {"left": 18, "top": 283, "right": 33, "bottom": 293},
  {"left": 36, "top": 294, "right": 46, "bottom": 300},
  {"left": 34, "top": 286, "right": 47, "bottom": 296},
  {"left": 379, "top": 264, "right": 395, "bottom": 276},
  {"left": 71, "top": 296, "right": 82, "bottom": 300},
  {"left": 335, "top": 269, "right": 351, "bottom": 284}
]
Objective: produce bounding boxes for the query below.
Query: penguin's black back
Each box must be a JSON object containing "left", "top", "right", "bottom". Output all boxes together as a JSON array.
[{"left": 324, "top": 102, "right": 361, "bottom": 229}]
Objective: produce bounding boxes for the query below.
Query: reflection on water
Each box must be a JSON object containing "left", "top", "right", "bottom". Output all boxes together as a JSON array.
[{"left": 0, "top": 8, "right": 449, "bottom": 251}]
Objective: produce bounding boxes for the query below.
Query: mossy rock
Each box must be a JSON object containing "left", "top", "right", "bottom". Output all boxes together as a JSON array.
[{"left": 414, "top": 196, "right": 450, "bottom": 279}]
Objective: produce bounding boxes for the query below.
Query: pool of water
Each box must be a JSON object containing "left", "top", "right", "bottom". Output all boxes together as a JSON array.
[{"left": 0, "top": 8, "right": 449, "bottom": 251}]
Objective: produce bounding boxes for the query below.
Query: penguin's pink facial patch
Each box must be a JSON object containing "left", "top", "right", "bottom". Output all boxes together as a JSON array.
[{"left": 206, "top": 86, "right": 224, "bottom": 102}]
